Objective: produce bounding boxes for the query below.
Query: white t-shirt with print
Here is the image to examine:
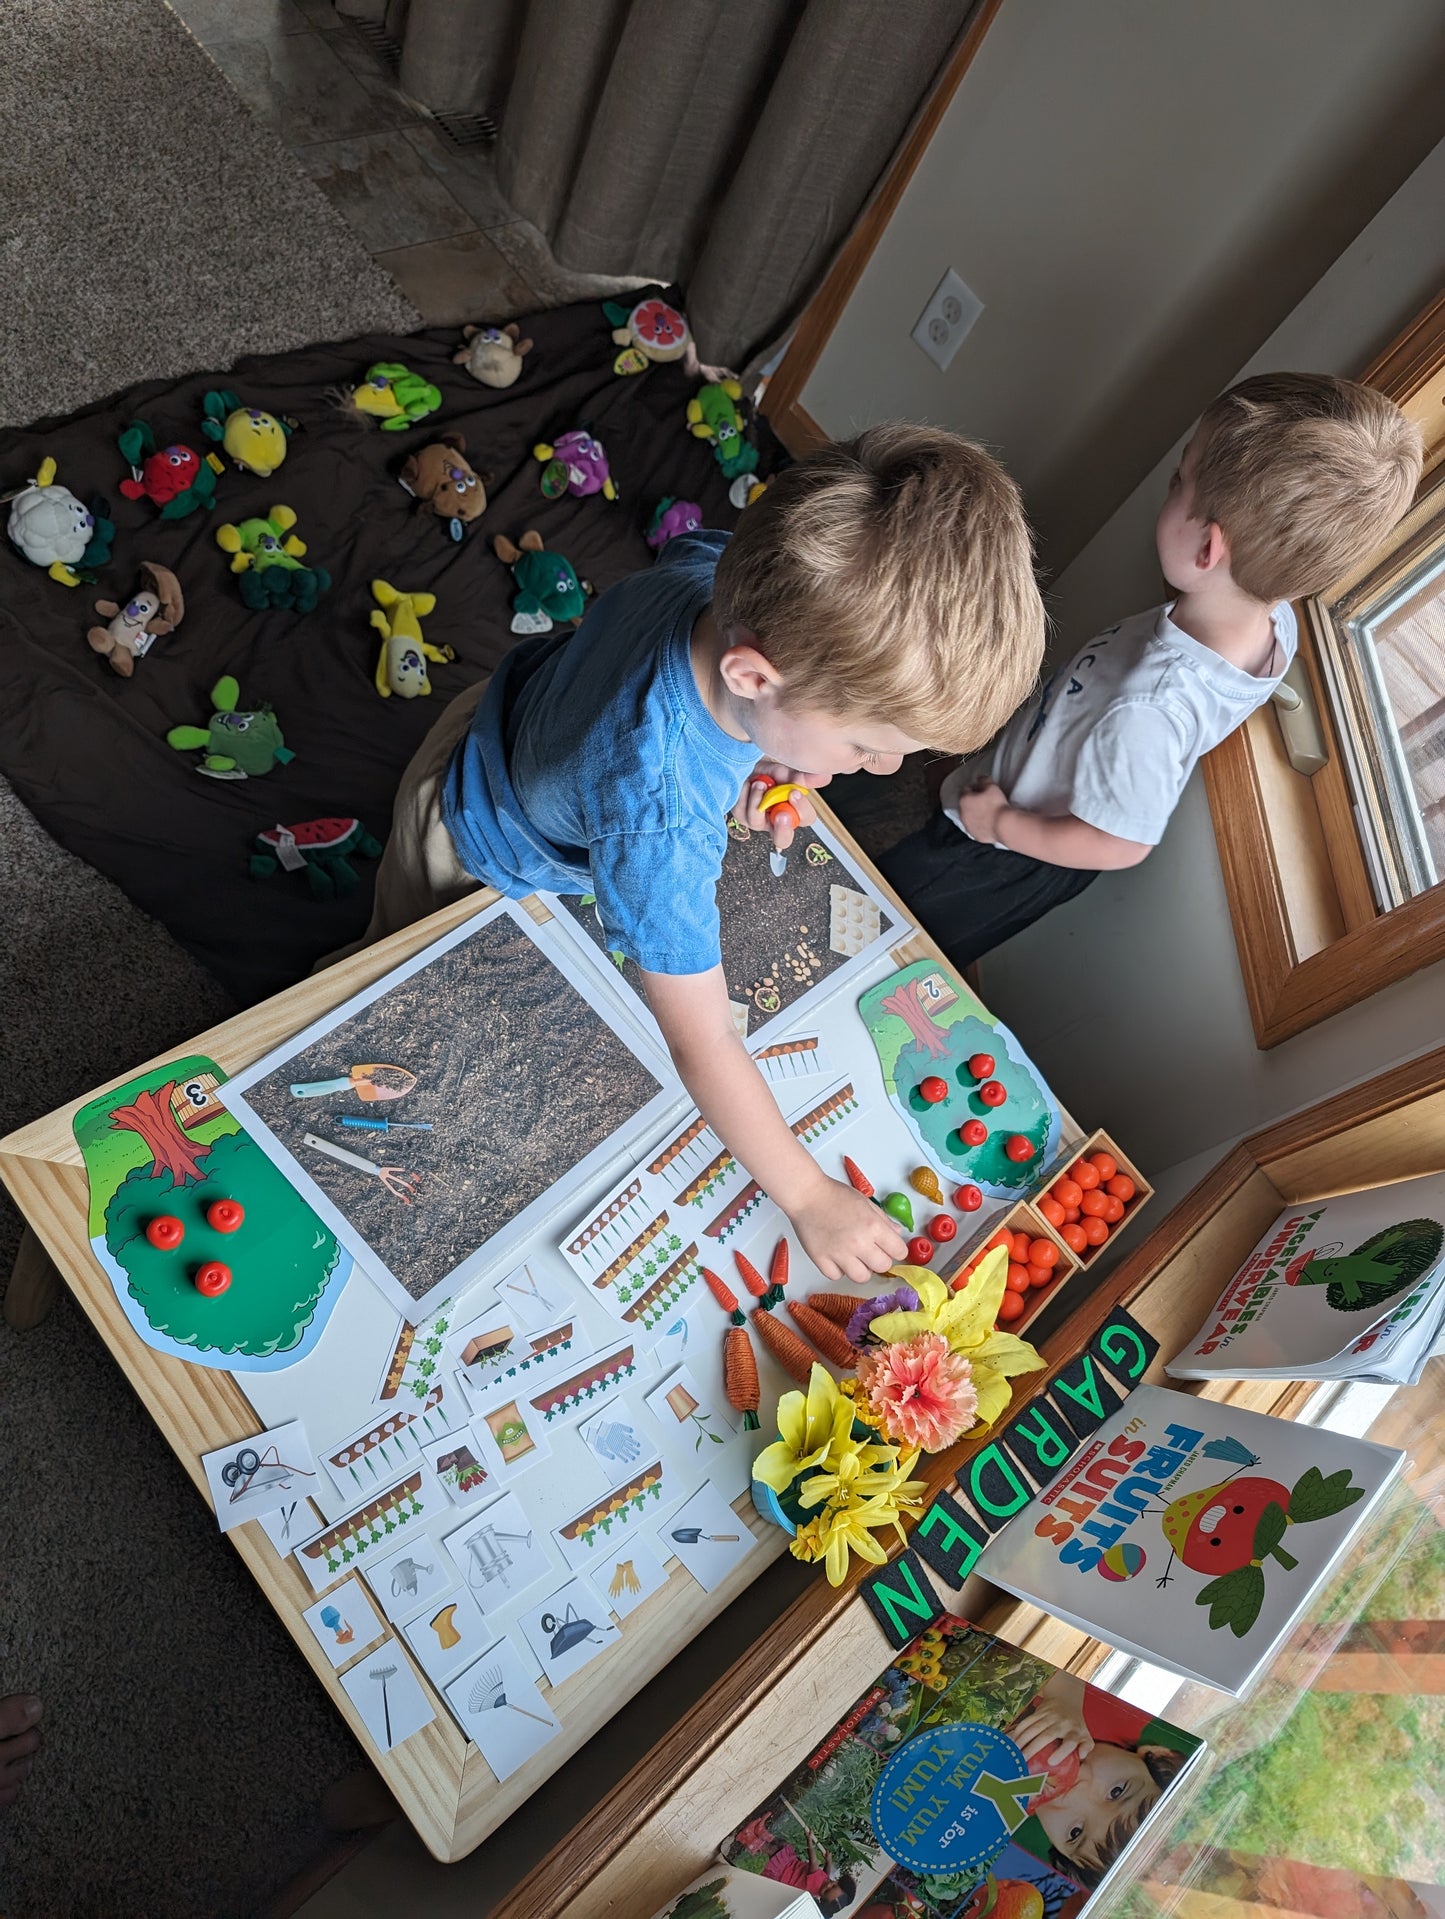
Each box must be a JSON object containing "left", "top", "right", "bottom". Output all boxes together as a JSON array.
[{"left": 941, "top": 600, "right": 1297, "bottom": 847}]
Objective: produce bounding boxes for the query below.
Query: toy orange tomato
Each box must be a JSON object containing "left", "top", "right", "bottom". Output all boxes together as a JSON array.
[
  {"left": 1028, "top": 1238, "right": 1059, "bottom": 1268},
  {"left": 1051, "top": 1177, "right": 1082, "bottom": 1209},
  {"left": 1080, "top": 1190, "right": 1109, "bottom": 1217},
  {"left": 1070, "top": 1158, "right": 1101, "bottom": 1191},
  {"left": 1010, "top": 1229, "right": 1033, "bottom": 1263},
  {"left": 1089, "top": 1151, "right": 1118, "bottom": 1181},
  {"left": 1083, "top": 1216, "right": 1109, "bottom": 1246},
  {"left": 1038, "top": 1196, "right": 1065, "bottom": 1228},
  {"left": 1101, "top": 1194, "right": 1125, "bottom": 1223},
  {"left": 987, "top": 1229, "right": 1013, "bottom": 1253},
  {"left": 1005, "top": 1261, "right": 1030, "bottom": 1292},
  {"left": 1063, "top": 1205, "right": 1081, "bottom": 1223},
  {"left": 996, "top": 1289, "right": 1025, "bottom": 1322},
  {"left": 1025, "top": 1262, "right": 1053, "bottom": 1288},
  {"left": 1107, "top": 1173, "right": 1135, "bottom": 1202},
  {"left": 1062, "top": 1222, "right": 1088, "bottom": 1253}
]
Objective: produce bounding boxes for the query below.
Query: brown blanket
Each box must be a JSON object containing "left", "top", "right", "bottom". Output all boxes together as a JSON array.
[{"left": 0, "top": 298, "right": 776, "bottom": 1002}]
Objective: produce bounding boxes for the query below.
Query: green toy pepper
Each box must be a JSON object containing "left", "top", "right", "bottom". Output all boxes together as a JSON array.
[{"left": 167, "top": 675, "right": 295, "bottom": 780}]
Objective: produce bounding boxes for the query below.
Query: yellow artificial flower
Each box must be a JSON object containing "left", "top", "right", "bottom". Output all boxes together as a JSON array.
[
  {"left": 754, "top": 1363, "right": 855, "bottom": 1494},
  {"left": 868, "top": 1253, "right": 1046, "bottom": 1436},
  {"left": 809, "top": 1490, "right": 895, "bottom": 1585}
]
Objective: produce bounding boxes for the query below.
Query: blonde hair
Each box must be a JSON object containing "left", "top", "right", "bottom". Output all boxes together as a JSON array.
[
  {"left": 712, "top": 424, "right": 1044, "bottom": 754},
  {"left": 1192, "top": 372, "right": 1422, "bottom": 604}
]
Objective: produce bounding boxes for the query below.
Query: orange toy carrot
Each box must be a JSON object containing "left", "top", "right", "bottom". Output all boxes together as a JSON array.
[
  {"left": 805, "top": 1291, "right": 859, "bottom": 1328},
  {"left": 769, "top": 1236, "right": 789, "bottom": 1291},
  {"left": 842, "top": 1155, "right": 874, "bottom": 1197},
  {"left": 724, "top": 1325, "right": 761, "bottom": 1429},
  {"left": 702, "top": 1265, "right": 739, "bottom": 1314},
  {"left": 751, "top": 1305, "right": 817, "bottom": 1386},
  {"left": 734, "top": 1250, "right": 769, "bottom": 1299},
  {"left": 788, "top": 1299, "right": 857, "bottom": 1367}
]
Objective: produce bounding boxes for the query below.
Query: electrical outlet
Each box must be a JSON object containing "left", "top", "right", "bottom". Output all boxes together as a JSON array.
[{"left": 911, "top": 269, "right": 984, "bottom": 372}]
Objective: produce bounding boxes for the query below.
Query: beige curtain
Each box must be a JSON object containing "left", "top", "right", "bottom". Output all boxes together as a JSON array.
[{"left": 339, "top": 0, "right": 979, "bottom": 372}]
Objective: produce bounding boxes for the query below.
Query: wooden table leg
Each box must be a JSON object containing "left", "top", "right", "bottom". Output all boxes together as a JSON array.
[{"left": 4, "top": 1225, "right": 63, "bottom": 1330}]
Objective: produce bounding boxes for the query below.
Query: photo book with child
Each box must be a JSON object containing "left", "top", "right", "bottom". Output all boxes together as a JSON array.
[
  {"left": 1166, "top": 1173, "right": 1445, "bottom": 1385},
  {"left": 976, "top": 1385, "right": 1403, "bottom": 1693},
  {"left": 717, "top": 1614, "right": 1204, "bottom": 1919}
]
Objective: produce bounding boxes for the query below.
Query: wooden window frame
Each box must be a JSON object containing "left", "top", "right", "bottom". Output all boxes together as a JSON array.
[{"left": 1204, "top": 288, "right": 1445, "bottom": 1048}]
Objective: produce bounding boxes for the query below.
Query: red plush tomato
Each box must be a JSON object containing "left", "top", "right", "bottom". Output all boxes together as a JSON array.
[{"left": 1162, "top": 1475, "right": 1291, "bottom": 1572}]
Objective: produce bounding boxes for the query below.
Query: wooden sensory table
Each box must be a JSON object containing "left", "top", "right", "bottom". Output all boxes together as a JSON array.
[
  {"left": 492, "top": 1041, "right": 1445, "bottom": 1919},
  {"left": 0, "top": 800, "right": 1098, "bottom": 1864}
]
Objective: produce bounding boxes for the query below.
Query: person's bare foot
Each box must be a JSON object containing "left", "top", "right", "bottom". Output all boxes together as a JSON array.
[{"left": 0, "top": 1695, "right": 42, "bottom": 1807}]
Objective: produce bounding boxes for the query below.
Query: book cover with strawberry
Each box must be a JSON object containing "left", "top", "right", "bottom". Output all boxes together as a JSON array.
[
  {"left": 976, "top": 1386, "right": 1403, "bottom": 1694},
  {"left": 718, "top": 1614, "right": 1202, "bottom": 1918},
  {"left": 1167, "top": 1173, "right": 1445, "bottom": 1380}
]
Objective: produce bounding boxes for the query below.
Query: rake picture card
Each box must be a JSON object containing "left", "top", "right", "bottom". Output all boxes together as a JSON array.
[
  {"left": 976, "top": 1385, "right": 1403, "bottom": 1693},
  {"left": 223, "top": 900, "right": 681, "bottom": 1321},
  {"left": 339, "top": 1639, "right": 435, "bottom": 1754},
  {"left": 444, "top": 1637, "right": 561, "bottom": 1780},
  {"left": 545, "top": 812, "right": 905, "bottom": 1051}
]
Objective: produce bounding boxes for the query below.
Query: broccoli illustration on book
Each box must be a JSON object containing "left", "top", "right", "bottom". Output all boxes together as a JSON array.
[
  {"left": 1286, "top": 1217, "right": 1443, "bottom": 1312},
  {"left": 1154, "top": 1433, "right": 1366, "bottom": 1635}
]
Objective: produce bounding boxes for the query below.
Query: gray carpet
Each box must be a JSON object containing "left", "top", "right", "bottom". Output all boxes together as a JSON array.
[{"left": 0, "top": 0, "right": 424, "bottom": 1911}]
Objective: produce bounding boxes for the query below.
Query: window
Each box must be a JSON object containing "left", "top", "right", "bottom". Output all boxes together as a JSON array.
[{"left": 1205, "top": 288, "right": 1445, "bottom": 1047}]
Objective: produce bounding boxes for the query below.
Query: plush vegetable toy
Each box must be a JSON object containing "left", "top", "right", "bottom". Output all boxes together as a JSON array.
[
  {"left": 644, "top": 497, "right": 704, "bottom": 551},
  {"left": 533, "top": 429, "right": 616, "bottom": 501},
  {"left": 686, "top": 382, "right": 759, "bottom": 481},
  {"left": 397, "top": 432, "right": 487, "bottom": 540},
  {"left": 86, "top": 563, "right": 185, "bottom": 676},
  {"left": 493, "top": 530, "right": 591, "bottom": 634},
  {"left": 603, "top": 291, "right": 690, "bottom": 375},
  {"left": 729, "top": 474, "right": 768, "bottom": 510},
  {"left": 167, "top": 675, "right": 294, "bottom": 779},
  {"left": 116, "top": 423, "right": 218, "bottom": 518},
  {"left": 250, "top": 817, "right": 382, "bottom": 898},
  {"left": 340, "top": 361, "right": 442, "bottom": 431},
  {"left": 4, "top": 457, "right": 115, "bottom": 584},
  {"left": 452, "top": 322, "right": 532, "bottom": 388},
  {"left": 216, "top": 506, "right": 331, "bottom": 612},
  {"left": 199, "top": 390, "right": 291, "bottom": 477},
  {"left": 370, "top": 578, "right": 455, "bottom": 699}
]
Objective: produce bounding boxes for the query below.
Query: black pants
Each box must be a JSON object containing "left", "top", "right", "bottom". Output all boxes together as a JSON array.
[{"left": 878, "top": 811, "right": 1098, "bottom": 970}]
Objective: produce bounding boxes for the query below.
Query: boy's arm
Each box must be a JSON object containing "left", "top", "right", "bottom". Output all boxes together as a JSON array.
[
  {"left": 640, "top": 965, "right": 908, "bottom": 1284},
  {"left": 957, "top": 781, "right": 1150, "bottom": 871}
]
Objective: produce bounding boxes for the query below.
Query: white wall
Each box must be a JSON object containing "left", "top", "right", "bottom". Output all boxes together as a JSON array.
[
  {"left": 803, "top": 0, "right": 1445, "bottom": 574},
  {"left": 977, "top": 137, "right": 1445, "bottom": 1219}
]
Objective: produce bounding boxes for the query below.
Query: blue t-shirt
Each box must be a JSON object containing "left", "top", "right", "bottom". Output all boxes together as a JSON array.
[{"left": 442, "top": 531, "right": 761, "bottom": 974}]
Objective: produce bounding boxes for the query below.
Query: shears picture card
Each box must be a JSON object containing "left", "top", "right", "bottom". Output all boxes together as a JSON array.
[{"left": 201, "top": 1420, "right": 318, "bottom": 1532}]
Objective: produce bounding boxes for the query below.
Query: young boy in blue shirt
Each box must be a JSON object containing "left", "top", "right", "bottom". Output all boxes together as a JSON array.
[
  {"left": 879, "top": 373, "right": 1422, "bottom": 969},
  {"left": 357, "top": 424, "right": 1046, "bottom": 1282}
]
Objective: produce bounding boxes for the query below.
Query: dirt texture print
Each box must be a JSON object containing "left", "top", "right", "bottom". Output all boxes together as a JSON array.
[{"left": 235, "top": 909, "right": 666, "bottom": 1306}]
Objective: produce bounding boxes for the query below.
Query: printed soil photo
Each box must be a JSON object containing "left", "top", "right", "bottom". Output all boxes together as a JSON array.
[{"left": 241, "top": 912, "right": 665, "bottom": 1301}]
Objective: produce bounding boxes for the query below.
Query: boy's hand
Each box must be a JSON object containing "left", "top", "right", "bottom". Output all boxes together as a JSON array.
[
  {"left": 786, "top": 1170, "right": 908, "bottom": 1284},
  {"left": 1008, "top": 1671, "right": 1094, "bottom": 1763},
  {"left": 740, "top": 765, "right": 817, "bottom": 854},
  {"left": 956, "top": 778, "right": 1009, "bottom": 845}
]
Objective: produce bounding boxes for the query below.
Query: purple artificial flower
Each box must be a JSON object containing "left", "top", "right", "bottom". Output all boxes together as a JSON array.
[{"left": 846, "top": 1285, "right": 920, "bottom": 1347}]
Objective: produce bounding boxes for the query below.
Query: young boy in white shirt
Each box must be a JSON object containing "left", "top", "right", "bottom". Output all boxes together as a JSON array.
[{"left": 879, "top": 372, "right": 1423, "bottom": 967}]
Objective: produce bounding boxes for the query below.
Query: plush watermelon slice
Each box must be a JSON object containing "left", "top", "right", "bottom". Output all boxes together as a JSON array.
[{"left": 255, "top": 817, "right": 360, "bottom": 852}]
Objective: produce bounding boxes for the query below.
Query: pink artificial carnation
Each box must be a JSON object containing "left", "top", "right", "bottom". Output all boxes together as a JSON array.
[{"left": 856, "top": 1334, "right": 978, "bottom": 1452}]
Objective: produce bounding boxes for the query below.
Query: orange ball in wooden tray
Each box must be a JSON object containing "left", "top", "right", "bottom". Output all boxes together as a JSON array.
[
  {"left": 1032, "top": 1127, "right": 1153, "bottom": 1266},
  {"left": 938, "top": 1197, "right": 1081, "bottom": 1335}
]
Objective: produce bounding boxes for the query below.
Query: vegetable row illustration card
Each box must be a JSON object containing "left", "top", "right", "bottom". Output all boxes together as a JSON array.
[
  {"left": 221, "top": 899, "right": 682, "bottom": 1323},
  {"left": 976, "top": 1385, "right": 1403, "bottom": 1693},
  {"left": 1168, "top": 1173, "right": 1445, "bottom": 1380}
]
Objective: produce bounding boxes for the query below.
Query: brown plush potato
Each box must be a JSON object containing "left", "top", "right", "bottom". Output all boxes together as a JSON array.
[{"left": 398, "top": 432, "right": 488, "bottom": 527}]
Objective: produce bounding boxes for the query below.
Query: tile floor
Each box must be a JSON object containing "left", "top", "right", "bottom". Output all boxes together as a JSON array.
[{"left": 169, "top": 0, "right": 648, "bottom": 326}]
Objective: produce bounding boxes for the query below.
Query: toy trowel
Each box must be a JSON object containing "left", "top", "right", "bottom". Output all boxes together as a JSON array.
[
  {"left": 670, "top": 1526, "right": 742, "bottom": 1544},
  {"left": 290, "top": 1063, "right": 417, "bottom": 1102},
  {"left": 756, "top": 781, "right": 808, "bottom": 879}
]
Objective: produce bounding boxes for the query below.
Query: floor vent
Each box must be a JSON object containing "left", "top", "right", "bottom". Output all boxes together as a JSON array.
[{"left": 428, "top": 108, "right": 499, "bottom": 149}]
